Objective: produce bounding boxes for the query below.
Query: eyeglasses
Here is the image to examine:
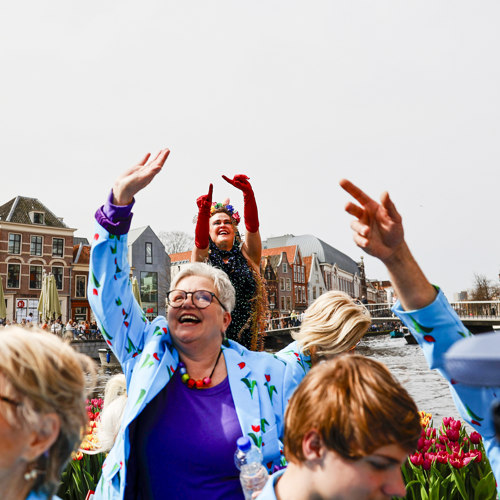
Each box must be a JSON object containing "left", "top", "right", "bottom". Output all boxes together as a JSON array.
[
  {"left": 167, "top": 290, "right": 227, "bottom": 311},
  {"left": 0, "top": 395, "right": 21, "bottom": 407}
]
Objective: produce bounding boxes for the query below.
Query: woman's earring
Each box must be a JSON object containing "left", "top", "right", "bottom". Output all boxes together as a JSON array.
[{"left": 24, "top": 467, "right": 39, "bottom": 481}]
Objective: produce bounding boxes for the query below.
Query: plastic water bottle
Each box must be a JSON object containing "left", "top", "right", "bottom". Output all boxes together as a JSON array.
[{"left": 234, "top": 436, "right": 269, "bottom": 500}]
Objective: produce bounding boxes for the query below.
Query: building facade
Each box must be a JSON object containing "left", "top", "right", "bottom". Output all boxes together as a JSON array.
[{"left": 0, "top": 196, "right": 75, "bottom": 322}]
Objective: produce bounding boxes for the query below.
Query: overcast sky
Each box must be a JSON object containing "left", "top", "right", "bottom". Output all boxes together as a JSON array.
[{"left": 1, "top": 1, "right": 499, "bottom": 298}]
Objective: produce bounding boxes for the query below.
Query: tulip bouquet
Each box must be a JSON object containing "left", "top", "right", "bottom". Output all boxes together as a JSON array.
[
  {"left": 57, "top": 398, "right": 106, "bottom": 500},
  {"left": 396, "top": 412, "right": 496, "bottom": 500}
]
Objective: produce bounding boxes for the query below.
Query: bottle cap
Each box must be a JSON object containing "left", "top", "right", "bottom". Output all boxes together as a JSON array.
[{"left": 236, "top": 436, "right": 252, "bottom": 452}]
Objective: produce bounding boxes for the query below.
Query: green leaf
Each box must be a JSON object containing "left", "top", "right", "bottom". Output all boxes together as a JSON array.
[
  {"left": 408, "top": 314, "right": 434, "bottom": 334},
  {"left": 474, "top": 471, "right": 497, "bottom": 500},
  {"left": 450, "top": 466, "right": 468, "bottom": 500}
]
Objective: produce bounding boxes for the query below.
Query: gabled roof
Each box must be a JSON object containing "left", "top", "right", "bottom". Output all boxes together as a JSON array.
[
  {"left": 74, "top": 236, "right": 89, "bottom": 246},
  {"left": 303, "top": 255, "right": 312, "bottom": 282},
  {"left": 169, "top": 251, "right": 191, "bottom": 264},
  {"left": 265, "top": 234, "right": 359, "bottom": 276},
  {"left": 128, "top": 226, "right": 149, "bottom": 245},
  {"left": 0, "top": 196, "right": 68, "bottom": 228},
  {"left": 262, "top": 245, "right": 298, "bottom": 265}
]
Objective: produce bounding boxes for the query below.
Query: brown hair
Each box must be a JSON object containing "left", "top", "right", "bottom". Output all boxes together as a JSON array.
[
  {"left": 292, "top": 291, "right": 371, "bottom": 358},
  {"left": 0, "top": 326, "right": 96, "bottom": 496},
  {"left": 284, "top": 354, "right": 420, "bottom": 463}
]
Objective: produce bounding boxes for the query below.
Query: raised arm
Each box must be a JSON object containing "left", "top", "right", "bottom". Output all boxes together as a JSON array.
[
  {"left": 339, "top": 179, "right": 436, "bottom": 310},
  {"left": 191, "top": 183, "right": 213, "bottom": 263},
  {"left": 89, "top": 149, "right": 170, "bottom": 366},
  {"left": 222, "top": 174, "right": 262, "bottom": 266}
]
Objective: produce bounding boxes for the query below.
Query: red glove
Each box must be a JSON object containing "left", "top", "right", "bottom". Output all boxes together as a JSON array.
[
  {"left": 222, "top": 174, "right": 259, "bottom": 233},
  {"left": 195, "top": 184, "right": 213, "bottom": 249}
]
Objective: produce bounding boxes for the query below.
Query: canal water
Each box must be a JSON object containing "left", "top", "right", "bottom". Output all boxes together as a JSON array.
[{"left": 96, "top": 333, "right": 459, "bottom": 427}]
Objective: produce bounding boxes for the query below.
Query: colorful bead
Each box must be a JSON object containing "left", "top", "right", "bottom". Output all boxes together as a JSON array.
[
  {"left": 195, "top": 379, "right": 204, "bottom": 388},
  {"left": 181, "top": 373, "right": 190, "bottom": 383},
  {"left": 187, "top": 379, "right": 196, "bottom": 389},
  {"left": 203, "top": 377, "right": 211, "bottom": 386}
]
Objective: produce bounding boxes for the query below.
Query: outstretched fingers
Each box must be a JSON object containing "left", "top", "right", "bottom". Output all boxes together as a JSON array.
[
  {"left": 221, "top": 175, "right": 235, "bottom": 187},
  {"left": 380, "top": 191, "right": 401, "bottom": 221},
  {"left": 344, "top": 201, "right": 364, "bottom": 220},
  {"left": 207, "top": 183, "right": 213, "bottom": 199},
  {"left": 339, "top": 179, "right": 375, "bottom": 207}
]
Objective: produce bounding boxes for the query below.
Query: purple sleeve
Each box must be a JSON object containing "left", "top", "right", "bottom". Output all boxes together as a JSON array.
[{"left": 95, "top": 190, "right": 135, "bottom": 235}]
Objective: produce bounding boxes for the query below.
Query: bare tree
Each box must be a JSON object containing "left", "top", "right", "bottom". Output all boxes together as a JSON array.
[
  {"left": 469, "top": 273, "right": 500, "bottom": 301},
  {"left": 159, "top": 231, "right": 194, "bottom": 255}
]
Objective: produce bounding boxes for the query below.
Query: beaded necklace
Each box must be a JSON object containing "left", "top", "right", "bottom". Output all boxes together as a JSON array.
[{"left": 178, "top": 348, "right": 223, "bottom": 389}]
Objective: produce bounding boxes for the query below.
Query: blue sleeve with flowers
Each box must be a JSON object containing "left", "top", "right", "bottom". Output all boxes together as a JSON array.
[{"left": 392, "top": 290, "right": 500, "bottom": 489}]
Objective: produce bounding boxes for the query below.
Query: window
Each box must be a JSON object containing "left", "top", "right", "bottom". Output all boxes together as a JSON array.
[
  {"left": 145, "top": 242, "right": 153, "bottom": 264},
  {"left": 286, "top": 297, "right": 292, "bottom": 310},
  {"left": 7, "top": 264, "right": 20, "bottom": 288},
  {"left": 141, "top": 272, "right": 158, "bottom": 317},
  {"left": 29, "top": 265, "right": 43, "bottom": 289},
  {"left": 30, "top": 236, "right": 43, "bottom": 256},
  {"left": 295, "top": 288, "right": 299, "bottom": 302},
  {"left": 286, "top": 278, "right": 291, "bottom": 291},
  {"left": 52, "top": 267, "right": 63, "bottom": 290},
  {"left": 301, "top": 267, "right": 305, "bottom": 283},
  {"left": 52, "top": 238, "right": 64, "bottom": 257},
  {"left": 31, "top": 212, "right": 45, "bottom": 224},
  {"left": 293, "top": 267, "right": 297, "bottom": 281},
  {"left": 282, "top": 262, "right": 287, "bottom": 273},
  {"left": 281, "top": 297, "right": 285, "bottom": 310},
  {"left": 280, "top": 278, "right": 285, "bottom": 291},
  {"left": 75, "top": 276, "right": 87, "bottom": 298},
  {"left": 8, "top": 234, "right": 21, "bottom": 254}
]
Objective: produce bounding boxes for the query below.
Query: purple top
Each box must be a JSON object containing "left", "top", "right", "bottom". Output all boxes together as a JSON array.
[
  {"left": 125, "top": 369, "right": 244, "bottom": 499},
  {"left": 95, "top": 190, "right": 135, "bottom": 235}
]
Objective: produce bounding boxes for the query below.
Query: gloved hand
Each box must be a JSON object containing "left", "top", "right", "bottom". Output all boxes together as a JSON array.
[
  {"left": 194, "top": 184, "right": 213, "bottom": 249},
  {"left": 222, "top": 175, "right": 259, "bottom": 233}
]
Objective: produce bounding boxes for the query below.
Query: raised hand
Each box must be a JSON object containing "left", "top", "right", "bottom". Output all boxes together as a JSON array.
[
  {"left": 339, "top": 179, "right": 404, "bottom": 263},
  {"left": 222, "top": 174, "right": 253, "bottom": 196},
  {"left": 196, "top": 184, "right": 213, "bottom": 213},
  {"left": 112, "top": 149, "right": 170, "bottom": 205},
  {"left": 194, "top": 184, "right": 213, "bottom": 250},
  {"left": 222, "top": 174, "right": 259, "bottom": 233}
]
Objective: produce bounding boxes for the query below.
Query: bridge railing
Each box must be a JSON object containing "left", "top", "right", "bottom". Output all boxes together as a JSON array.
[{"left": 365, "top": 301, "right": 500, "bottom": 320}]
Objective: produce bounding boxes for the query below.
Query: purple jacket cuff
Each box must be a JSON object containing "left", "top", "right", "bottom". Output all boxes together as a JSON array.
[{"left": 94, "top": 190, "right": 135, "bottom": 235}]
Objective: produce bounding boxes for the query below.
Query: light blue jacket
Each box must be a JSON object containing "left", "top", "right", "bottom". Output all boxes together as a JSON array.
[
  {"left": 393, "top": 290, "right": 500, "bottom": 490},
  {"left": 88, "top": 224, "right": 304, "bottom": 499},
  {"left": 26, "top": 492, "right": 61, "bottom": 500},
  {"left": 276, "top": 340, "right": 311, "bottom": 375}
]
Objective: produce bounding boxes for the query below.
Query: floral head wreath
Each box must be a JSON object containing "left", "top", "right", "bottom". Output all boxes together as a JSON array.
[{"left": 210, "top": 201, "right": 241, "bottom": 226}]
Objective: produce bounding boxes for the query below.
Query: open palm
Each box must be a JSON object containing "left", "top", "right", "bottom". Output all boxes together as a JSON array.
[
  {"left": 113, "top": 149, "right": 170, "bottom": 205},
  {"left": 339, "top": 179, "right": 404, "bottom": 262}
]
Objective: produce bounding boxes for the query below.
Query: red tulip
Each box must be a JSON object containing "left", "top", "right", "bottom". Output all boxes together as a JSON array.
[
  {"left": 446, "top": 429, "right": 460, "bottom": 442},
  {"left": 470, "top": 431, "right": 482, "bottom": 445},
  {"left": 410, "top": 453, "right": 423, "bottom": 466},
  {"left": 422, "top": 458, "right": 431, "bottom": 470},
  {"left": 449, "top": 457, "right": 464, "bottom": 469}
]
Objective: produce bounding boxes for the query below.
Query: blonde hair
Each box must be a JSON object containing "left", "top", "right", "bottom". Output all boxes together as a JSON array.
[
  {"left": 284, "top": 355, "right": 420, "bottom": 463},
  {"left": 292, "top": 291, "right": 371, "bottom": 357},
  {"left": 97, "top": 374, "right": 127, "bottom": 453},
  {"left": 0, "top": 326, "right": 96, "bottom": 496}
]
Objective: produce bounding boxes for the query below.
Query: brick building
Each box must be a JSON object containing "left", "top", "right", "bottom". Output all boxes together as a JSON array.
[{"left": 0, "top": 196, "right": 75, "bottom": 322}]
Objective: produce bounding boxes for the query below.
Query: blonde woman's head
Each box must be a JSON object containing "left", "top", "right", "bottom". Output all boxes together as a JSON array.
[
  {"left": 292, "top": 291, "right": 371, "bottom": 358},
  {"left": 0, "top": 326, "right": 96, "bottom": 496}
]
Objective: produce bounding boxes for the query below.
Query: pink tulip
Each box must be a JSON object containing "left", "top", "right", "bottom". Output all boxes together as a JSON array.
[
  {"left": 469, "top": 450, "right": 483, "bottom": 462},
  {"left": 422, "top": 458, "right": 431, "bottom": 470},
  {"left": 451, "top": 420, "right": 462, "bottom": 431},
  {"left": 443, "top": 417, "right": 452, "bottom": 427},
  {"left": 410, "top": 453, "right": 424, "bottom": 466}
]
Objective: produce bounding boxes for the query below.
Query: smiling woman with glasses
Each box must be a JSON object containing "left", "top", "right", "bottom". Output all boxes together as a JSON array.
[
  {"left": 88, "top": 150, "right": 304, "bottom": 500},
  {"left": 166, "top": 289, "right": 227, "bottom": 311}
]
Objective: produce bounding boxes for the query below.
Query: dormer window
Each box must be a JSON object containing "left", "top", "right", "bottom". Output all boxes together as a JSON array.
[{"left": 30, "top": 211, "right": 45, "bottom": 224}]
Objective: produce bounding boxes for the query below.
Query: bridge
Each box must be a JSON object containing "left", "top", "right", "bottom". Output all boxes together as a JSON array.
[{"left": 265, "top": 301, "right": 500, "bottom": 340}]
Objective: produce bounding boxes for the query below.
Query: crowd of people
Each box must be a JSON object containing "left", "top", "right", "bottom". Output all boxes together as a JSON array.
[{"left": 0, "top": 148, "right": 498, "bottom": 499}]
